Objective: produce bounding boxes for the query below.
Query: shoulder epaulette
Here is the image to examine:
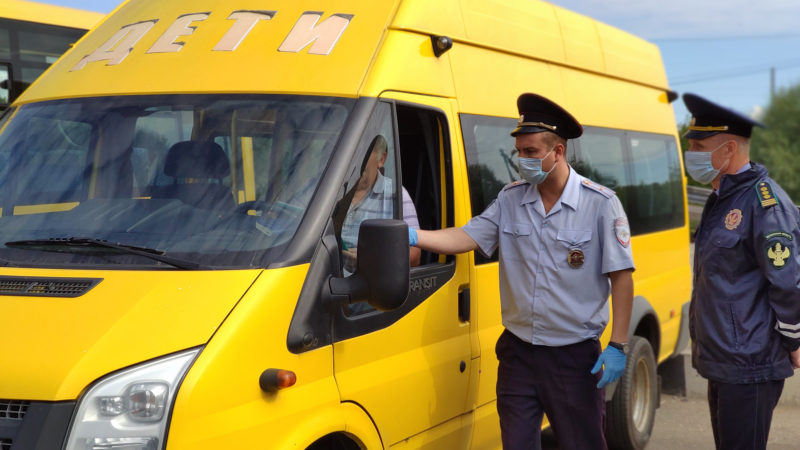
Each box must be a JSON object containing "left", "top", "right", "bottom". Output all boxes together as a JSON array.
[
  {"left": 580, "top": 178, "right": 615, "bottom": 199},
  {"left": 755, "top": 180, "right": 778, "bottom": 208},
  {"left": 502, "top": 180, "right": 529, "bottom": 191}
]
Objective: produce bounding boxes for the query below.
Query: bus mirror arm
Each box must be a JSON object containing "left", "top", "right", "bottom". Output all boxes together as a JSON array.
[{"left": 328, "top": 219, "right": 410, "bottom": 311}]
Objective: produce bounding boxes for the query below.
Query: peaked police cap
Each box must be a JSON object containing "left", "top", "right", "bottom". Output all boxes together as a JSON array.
[
  {"left": 510, "top": 93, "right": 583, "bottom": 139},
  {"left": 683, "top": 93, "right": 764, "bottom": 139}
]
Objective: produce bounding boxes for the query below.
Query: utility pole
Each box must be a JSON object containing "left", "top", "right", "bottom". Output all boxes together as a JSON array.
[{"left": 770, "top": 67, "right": 776, "bottom": 100}]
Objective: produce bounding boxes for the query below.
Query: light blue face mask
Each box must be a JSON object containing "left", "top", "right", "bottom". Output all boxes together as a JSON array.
[
  {"left": 518, "top": 149, "right": 555, "bottom": 185},
  {"left": 684, "top": 141, "right": 729, "bottom": 185}
]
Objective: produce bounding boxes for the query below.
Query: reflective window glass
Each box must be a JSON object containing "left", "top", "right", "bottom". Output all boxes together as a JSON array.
[
  {"left": 0, "top": 27, "right": 9, "bottom": 59},
  {"left": 0, "top": 94, "right": 354, "bottom": 268},
  {"left": 0, "top": 65, "right": 8, "bottom": 104},
  {"left": 18, "top": 30, "right": 76, "bottom": 64}
]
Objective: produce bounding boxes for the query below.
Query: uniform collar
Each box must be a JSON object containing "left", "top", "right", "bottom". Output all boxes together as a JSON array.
[
  {"left": 560, "top": 167, "right": 581, "bottom": 210},
  {"left": 718, "top": 162, "right": 766, "bottom": 198},
  {"left": 521, "top": 166, "right": 580, "bottom": 211}
]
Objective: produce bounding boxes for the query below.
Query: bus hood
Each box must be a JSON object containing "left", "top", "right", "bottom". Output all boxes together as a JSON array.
[{"left": 0, "top": 267, "right": 262, "bottom": 401}]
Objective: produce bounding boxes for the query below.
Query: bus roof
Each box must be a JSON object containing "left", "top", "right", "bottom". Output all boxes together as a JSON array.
[
  {"left": 3, "top": 0, "right": 105, "bottom": 31},
  {"left": 391, "top": 0, "right": 668, "bottom": 90},
  {"left": 17, "top": 0, "right": 669, "bottom": 104}
]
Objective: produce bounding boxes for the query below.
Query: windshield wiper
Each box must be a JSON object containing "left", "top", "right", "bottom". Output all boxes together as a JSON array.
[{"left": 4, "top": 237, "right": 207, "bottom": 270}]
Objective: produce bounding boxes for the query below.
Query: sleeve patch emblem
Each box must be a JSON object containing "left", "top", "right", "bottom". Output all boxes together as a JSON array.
[
  {"left": 767, "top": 241, "right": 791, "bottom": 269},
  {"left": 615, "top": 217, "right": 631, "bottom": 248},
  {"left": 724, "top": 209, "right": 742, "bottom": 230}
]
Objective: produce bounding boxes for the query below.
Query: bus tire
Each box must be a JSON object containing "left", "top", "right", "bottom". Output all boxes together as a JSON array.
[{"left": 605, "top": 335, "right": 657, "bottom": 450}]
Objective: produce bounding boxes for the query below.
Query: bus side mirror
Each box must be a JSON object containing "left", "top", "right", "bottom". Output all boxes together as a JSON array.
[{"left": 329, "top": 219, "right": 409, "bottom": 311}]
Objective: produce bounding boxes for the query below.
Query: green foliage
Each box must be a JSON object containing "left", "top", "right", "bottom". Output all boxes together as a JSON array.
[{"left": 750, "top": 84, "right": 800, "bottom": 202}]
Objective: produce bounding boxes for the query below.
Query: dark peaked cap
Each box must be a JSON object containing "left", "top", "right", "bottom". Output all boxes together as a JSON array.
[
  {"left": 683, "top": 93, "right": 764, "bottom": 139},
  {"left": 510, "top": 93, "right": 583, "bottom": 139}
]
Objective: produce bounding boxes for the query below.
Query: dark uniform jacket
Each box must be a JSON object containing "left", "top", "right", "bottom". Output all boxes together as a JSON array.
[{"left": 690, "top": 162, "right": 800, "bottom": 383}]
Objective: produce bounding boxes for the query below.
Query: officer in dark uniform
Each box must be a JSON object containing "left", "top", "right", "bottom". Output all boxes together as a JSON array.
[
  {"left": 683, "top": 93, "right": 800, "bottom": 450},
  {"left": 409, "top": 93, "right": 635, "bottom": 449}
]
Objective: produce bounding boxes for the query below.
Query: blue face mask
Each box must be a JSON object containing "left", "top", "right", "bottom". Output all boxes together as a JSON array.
[
  {"left": 684, "top": 141, "right": 729, "bottom": 185},
  {"left": 519, "top": 149, "right": 555, "bottom": 185}
]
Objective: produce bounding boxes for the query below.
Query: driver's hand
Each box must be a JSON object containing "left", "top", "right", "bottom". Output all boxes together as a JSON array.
[{"left": 342, "top": 247, "right": 358, "bottom": 273}]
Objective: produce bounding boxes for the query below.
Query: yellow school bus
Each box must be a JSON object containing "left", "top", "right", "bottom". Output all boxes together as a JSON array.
[
  {"left": 0, "top": 0, "right": 104, "bottom": 106},
  {"left": 0, "top": 0, "right": 690, "bottom": 449}
]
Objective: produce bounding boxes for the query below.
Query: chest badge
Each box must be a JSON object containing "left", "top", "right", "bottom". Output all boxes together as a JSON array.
[
  {"left": 767, "top": 242, "right": 791, "bottom": 268},
  {"left": 567, "top": 248, "right": 584, "bottom": 269},
  {"left": 724, "top": 209, "right": 742, "bottom": 230}
]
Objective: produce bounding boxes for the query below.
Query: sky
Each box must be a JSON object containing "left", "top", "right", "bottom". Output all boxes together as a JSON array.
[{"left": 41, "top": 0, "right": 800, "bottom": 126}]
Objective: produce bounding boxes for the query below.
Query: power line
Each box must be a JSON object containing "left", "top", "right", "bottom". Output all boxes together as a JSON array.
[
  {"left": 652, "top": 33, "right": 800, "bottom": 43},
  {"left": 670, "top": 59, "right": 800, "bottom": 85}
]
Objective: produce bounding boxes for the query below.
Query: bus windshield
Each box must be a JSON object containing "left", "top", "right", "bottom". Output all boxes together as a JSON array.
[{"left": 0, "top": 94, "right": 354, "bottom": 268}]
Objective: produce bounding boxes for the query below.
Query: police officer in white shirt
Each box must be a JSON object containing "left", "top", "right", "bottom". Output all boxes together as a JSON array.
[{"left": 409, "top": 93, "right": 635, "bottom": 450}]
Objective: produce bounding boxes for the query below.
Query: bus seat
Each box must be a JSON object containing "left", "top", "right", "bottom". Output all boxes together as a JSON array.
[{"left": 153, "top": 140, "right": 235, "bottom": 210}]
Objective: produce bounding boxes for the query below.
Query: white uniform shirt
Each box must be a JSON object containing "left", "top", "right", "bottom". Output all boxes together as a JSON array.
[{"left": 463, "top": 166, "right": 635, "bottom": 346}]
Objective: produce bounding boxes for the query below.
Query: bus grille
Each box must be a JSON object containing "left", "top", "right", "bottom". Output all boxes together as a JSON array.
[
  {"left": 0, "top": 400, "right": 29, "bottom": 420},
  {"left": 0, "top": 276, "right": 100, "bottom": 297},
  {"left": 0, "top": 400, "right": 74, "bottom": 448}
]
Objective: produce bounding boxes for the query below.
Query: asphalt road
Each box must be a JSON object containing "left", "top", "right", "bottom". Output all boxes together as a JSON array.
[
  {"left": 646, "top": 393, "right": 800, "bottom": 450},
  {"left": 541, "top": 391, "right": 800, "bottom": 449}
]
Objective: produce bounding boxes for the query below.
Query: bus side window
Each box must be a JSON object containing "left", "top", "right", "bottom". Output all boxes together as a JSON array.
[
  {"left": 397, "top": 105, "right": 453, "bottom": 267},
  {"left": 572, "top": 127, "right": 685, "bottom": 236},
  {"left": 459, "top": 113, "right": 519, "bottom": 264},
  {"left": 0, "top": 63, "right": 10, "bottom": 107},
  {"left": 336, "top": 102, "right": 398, "bottom": 278}
]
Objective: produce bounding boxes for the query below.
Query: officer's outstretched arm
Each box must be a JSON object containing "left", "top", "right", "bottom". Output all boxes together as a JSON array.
[{"left": 413, "top": 227, "right": 478, "bottom": 255}]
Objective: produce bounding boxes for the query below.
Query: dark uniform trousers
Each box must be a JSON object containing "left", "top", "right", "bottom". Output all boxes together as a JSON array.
[
  {"left": 495, "top": 329, "right": 606, "bottom": 450},
  {"left": 707, "top": 379, "right": 784, "bottom": 450}
]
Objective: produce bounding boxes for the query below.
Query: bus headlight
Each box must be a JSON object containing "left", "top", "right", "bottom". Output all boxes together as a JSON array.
[{"left": 64, "top": 348, "right": 200, "bottom": 450}]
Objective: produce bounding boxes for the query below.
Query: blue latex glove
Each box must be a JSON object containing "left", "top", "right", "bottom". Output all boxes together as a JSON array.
[
  {"left": 591, "top": 345, "right": 626, "bottom": 388},
  {"left": 409, "top": 227, "right": 418, "bottom": 246}
]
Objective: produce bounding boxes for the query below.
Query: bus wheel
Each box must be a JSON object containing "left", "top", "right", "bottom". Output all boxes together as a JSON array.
[{"left": 605, "top": 335, "right": 657, "bottom": 450}]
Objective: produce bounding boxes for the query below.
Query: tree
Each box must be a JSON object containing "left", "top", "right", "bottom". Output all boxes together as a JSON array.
[{"left": 750, "top": 84, "right": 800, "bottom": 201}]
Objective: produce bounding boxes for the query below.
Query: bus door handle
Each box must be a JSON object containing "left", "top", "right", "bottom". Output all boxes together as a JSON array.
[{"left": 458, "top": 287, "right": 470, "bottom": 322}]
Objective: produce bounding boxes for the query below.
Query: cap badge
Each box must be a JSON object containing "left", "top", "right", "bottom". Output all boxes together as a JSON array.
[
  {"left": 724, "top": 209, "right": 742, "bottom": 230},
  {"left": 567, "top": 248, "right": 584, "bottom": 269}
]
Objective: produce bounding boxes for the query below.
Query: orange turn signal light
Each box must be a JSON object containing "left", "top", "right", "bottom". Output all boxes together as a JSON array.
[{"left": 259, "top": 368, "right": 297, "bottom": 393}]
